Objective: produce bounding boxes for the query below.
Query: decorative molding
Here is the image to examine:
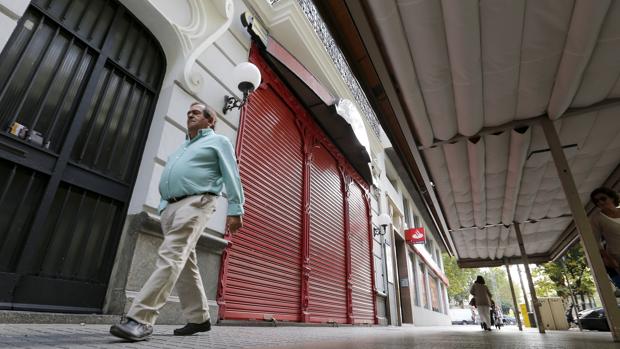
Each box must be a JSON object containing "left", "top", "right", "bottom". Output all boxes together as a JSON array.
[
  {"left": 370, "top": 184, "right": 381, "bottom": 202},
  {"left": 0, "top": 2, "right": 22, "bottom": 20},
  {"left": 265, "top": 0, "right": 283, "bottom": 6},
  {"left": 248, "top": 1, "right": 353, "bottom": 107},
  {"left": 167, "top": 0, "right": 234, "bottom": 91},
  {"left": 296, "top": 0, "right": 380, "bottom": 138},
  {"left": 172, "top": 1, "right": 212, "bottom": 56}
]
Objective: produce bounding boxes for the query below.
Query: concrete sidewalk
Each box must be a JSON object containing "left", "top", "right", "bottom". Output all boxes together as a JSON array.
[{"left": 0, "top": 324, "right": 615, "bottom": 349}]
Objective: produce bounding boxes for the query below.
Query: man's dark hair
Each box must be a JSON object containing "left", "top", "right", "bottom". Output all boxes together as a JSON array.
[
  {"left": 475, "top": 275, "right": 485, "bottom": 285},
  {"left": 190, "top": 102, "right": 217, "bottom": 129},
  {"left": 590, "top": 187, "right": 620, "bottom": 206}
]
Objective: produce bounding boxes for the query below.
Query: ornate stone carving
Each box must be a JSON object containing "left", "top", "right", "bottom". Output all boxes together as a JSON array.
[
  {"left": 168, "top": 0, "right": 234, "bottom": 91},
  {"left": 296, "top": 0, "right": 381, "bottom": 138}
]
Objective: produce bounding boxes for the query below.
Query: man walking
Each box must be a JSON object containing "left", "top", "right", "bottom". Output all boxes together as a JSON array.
[{"left": 110, "top": 102, "right": 244, "bottom": 341}]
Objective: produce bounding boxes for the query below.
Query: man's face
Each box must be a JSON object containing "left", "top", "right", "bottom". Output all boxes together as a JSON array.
[{"left": 187, "top": 104, "right": 212, "bottom": 131}]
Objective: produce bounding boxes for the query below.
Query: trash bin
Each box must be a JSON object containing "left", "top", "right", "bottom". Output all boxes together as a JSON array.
[{"left": 528, "top": 312, "right": 537, "bottom": 328}]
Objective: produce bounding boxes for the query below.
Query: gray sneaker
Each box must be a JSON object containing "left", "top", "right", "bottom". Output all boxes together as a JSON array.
[
  {"left": 110, "top": 318, "right": 153, "bottom": 341},
  {"left": 614, "top": 288, "right": 620, "bottom": 297}
]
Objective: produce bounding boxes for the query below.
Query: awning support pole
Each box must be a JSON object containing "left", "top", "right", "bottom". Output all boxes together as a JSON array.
[
  {"left": 514, "top": 223, "right": 545, "bottom": 333},
  {"left": 516, "top": 264, "right": 531, "bottom": 314},
  {"left": 504, "top": 259, "right": 523, "bottom": 331},
  {"left": 541, "top": 118, "right": 620, "bottom": 341}
]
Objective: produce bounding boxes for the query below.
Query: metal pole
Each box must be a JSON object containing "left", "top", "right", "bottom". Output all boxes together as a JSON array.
[
  {"left": 492, "top": 272, "right": 501, "bottom": 312},
  {"left": 381, "top": 231, "right": 389, "bottom": 324},
  {"left": 516, "top": 264, "right": 531, "bottom": 314},
  {"left": 505, "top": 259, "right": 523, "bottom": 331},
  {"left": 542, "top": 118, "right": 620, "bottom": 341},
  {"left": 514, "top": 223, "right": 545, "bottom": 333}
]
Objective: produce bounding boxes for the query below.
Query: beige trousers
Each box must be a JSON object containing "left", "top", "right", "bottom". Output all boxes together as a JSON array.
[{"left": 127, "top": 194, "right": 217, "bottom": 325}]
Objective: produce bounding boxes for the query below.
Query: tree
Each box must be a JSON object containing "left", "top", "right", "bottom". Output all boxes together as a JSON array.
[
  {"left": 442, "top": 253, "right": 478, "bottom": 307},
  {"left": 533, "top": 244, "right": 597, "bottom": 308},
  {"left": 532, "top": 266, "right": 557, "bottom": 297},
  {"left": 480, "top": 267, "right": 522, "bottom": 314},
  {"left": 442, "top": 254, "right": 525, "bottom": 314}
]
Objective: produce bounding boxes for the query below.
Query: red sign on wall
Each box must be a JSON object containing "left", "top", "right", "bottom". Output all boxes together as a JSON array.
[{"left": 405, "top": 227, "right": 426, "bottom": 245}]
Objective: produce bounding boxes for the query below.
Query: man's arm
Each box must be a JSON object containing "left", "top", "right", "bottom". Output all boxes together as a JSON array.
[{"left": 217, "top": 137, "right": 244, "bottom": 232}]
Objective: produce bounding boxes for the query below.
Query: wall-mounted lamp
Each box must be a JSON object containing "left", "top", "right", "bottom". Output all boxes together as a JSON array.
[
  {"left": 223, "top": 62, "right": 262, "bottom": 114},
  {"left": 373, "top": 213, "right": 391, "bottom": 237}
]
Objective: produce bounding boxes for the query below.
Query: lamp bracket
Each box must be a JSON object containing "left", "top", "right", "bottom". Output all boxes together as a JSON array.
[
  {"left": 223, "top": 95, "right": 244, "bottom": 114},
  {"left": 373, "top": 225, "right": 388, "bottom": 237}
]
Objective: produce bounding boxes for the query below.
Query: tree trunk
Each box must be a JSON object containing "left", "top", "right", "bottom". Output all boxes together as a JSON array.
[{"left": 588, "top": 294, "right": 596, "bottom": 307}]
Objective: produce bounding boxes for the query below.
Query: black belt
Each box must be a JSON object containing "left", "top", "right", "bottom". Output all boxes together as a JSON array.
[{"left": 167, "top": 192, "right": 217, "bottom": 204}]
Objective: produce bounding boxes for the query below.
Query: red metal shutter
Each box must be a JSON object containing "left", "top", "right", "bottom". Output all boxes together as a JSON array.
[
  {"left": 349, "top": 183, "right": 375, "bottom": 324},
  {"left": 218, "top": 44, "right": 375, "bottom": 324},
  {"left": 220, "top": 82, "right": 304, "bottom": 322},
  {"left": 307, "top": 145, "right": 347, "bottom": 323}
]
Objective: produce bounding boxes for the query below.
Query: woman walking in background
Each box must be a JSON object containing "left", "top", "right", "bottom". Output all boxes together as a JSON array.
[{"left": 471, "top": 276, "right": 493, "bottom": 331}]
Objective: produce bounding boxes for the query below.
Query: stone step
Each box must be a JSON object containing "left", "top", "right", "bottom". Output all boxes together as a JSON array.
[{"left": 0, "top": 310, "right": 120, "bottom": 324}]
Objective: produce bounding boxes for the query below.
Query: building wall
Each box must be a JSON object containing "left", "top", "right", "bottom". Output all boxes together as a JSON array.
[
  {"left": 0, "top": 0, "right": 376, "bottom": 323},
  {"left": 413, "top": 306, "right": 452, "bottom": 326},
  {"left": 0, "top": 0, "right": 451, "bottom": 326},
  {"left": 380, "top": 151, "right": 451, "bottom": 326},
  {"left": 106, "top": 0, "right": 384, "bottom": 324}
]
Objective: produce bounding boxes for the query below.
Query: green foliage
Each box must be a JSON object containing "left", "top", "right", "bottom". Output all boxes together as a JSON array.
[
  {"left": 442, "top": 253, "right": 523, "bottom": 314},
  {"left": 533, "top": 244, "right": 596, "bottom": 301},
  {"left": 442, "top": 253, "right": 478, "bottom": 305},
  {"left": 532, "top": 266, "right": 557, "bottom": 297},
  {"left": 479, "top": 267, "right": 521, "bottom": 314}
]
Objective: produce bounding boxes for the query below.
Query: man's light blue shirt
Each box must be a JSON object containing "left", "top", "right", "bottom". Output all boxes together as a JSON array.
[{"left": 158, "top": 128, "right": 244, "bottom": 216}]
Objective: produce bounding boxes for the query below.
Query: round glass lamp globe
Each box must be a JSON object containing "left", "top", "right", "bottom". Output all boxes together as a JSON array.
[
  {"left": 232, "top": 62, "right": 261, "bottom": 92},
  {"left": 377, "top": 213, "right": 391, "bottom": 227}
]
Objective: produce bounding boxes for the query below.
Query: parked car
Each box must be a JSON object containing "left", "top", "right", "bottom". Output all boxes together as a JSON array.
[
  {"left": 450, "top": 308, "right": 476, "bottom": 325},
  {"left": 578, "top": 308, "right": 609, "bottom": 332},
  {"left": 503, "top": 316, "right": 517, "bottom": 325}
]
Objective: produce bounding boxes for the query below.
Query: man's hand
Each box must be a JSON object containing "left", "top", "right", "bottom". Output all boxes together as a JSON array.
[{"left": 227, "top": 216, "right": 243, "bottom": 234}]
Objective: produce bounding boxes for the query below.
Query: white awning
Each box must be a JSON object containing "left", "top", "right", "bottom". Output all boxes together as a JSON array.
[{"left": 365, "top": 0, "right": 620, "bottom": 263}]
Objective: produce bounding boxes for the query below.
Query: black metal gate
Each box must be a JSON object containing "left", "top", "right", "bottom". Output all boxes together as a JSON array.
[{"left": 0, "top": 0, "right": 165, "bottom": 312}]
